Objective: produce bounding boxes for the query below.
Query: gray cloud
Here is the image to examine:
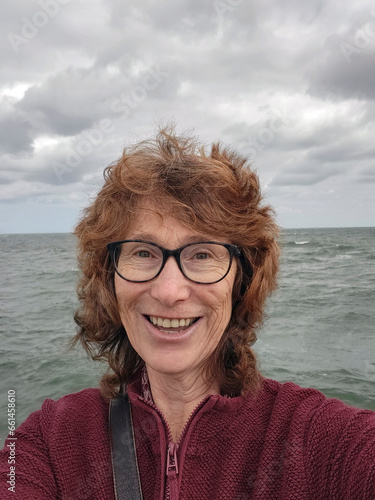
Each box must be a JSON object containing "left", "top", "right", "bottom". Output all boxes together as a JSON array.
[
  {"left": 309, "top": 51, "right": 375, "bottom": 101},
  {"left": 1, "top": 0, "right": 374, "bottom": 231},
  {"left": 270, "top": 161, "right": 344, "bottom": 187},
  {"left": 0, "top": 116, "right": 33, "bottom": 154}
]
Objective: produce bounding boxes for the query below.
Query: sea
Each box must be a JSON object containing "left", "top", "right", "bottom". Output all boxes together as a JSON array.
[{"left": 0, "top": 227, "right": 374, "bottom": 442}]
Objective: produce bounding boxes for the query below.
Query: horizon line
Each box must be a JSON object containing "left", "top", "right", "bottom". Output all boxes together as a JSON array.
[{"left": 1, "top": 225, "right": 374, "bottom": 236}]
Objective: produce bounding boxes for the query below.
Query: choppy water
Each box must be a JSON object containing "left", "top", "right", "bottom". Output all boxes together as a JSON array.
[{"left": 0, "top": 228, "right": 374, "bottom": 442}]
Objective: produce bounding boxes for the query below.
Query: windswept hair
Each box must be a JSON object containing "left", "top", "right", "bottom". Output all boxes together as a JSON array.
[{"left": 73, "top": 126, "right": 280, "bottom": 399}]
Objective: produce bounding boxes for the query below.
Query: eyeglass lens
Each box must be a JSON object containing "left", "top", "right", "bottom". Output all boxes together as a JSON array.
[{"left": 114, "top": 241, "right": 231, "bottom": 283}]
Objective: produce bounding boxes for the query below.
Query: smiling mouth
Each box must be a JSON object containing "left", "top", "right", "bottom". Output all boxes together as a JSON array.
[{"left": 145, "top": 315, "right": 200, "bottom": 333}]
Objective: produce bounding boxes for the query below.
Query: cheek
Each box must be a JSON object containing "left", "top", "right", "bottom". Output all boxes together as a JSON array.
[
  {"left": 114, "top": 290, "right": 139, "bottom": 348},
  {"left": 205, "top": 284, "right": 234, "bottom": 335},
  {"left": 114, "top": 278, "right": 136, "bottom": 321},
  {"left": 114, "top": 274, "right": 123, "bottom": 300}
]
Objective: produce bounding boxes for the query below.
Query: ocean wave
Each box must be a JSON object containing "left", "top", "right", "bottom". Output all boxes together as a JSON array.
[
  {"left": 1, "top": 228, "right": 374, "bottom": 443},
  {"left": 335, "top": 244, "right": 355, "bottom": 250}
]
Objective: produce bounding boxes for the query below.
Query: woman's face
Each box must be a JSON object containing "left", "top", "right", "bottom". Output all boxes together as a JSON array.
[{"left": 114, "top": 202, "right": 237, "bottom": 380}]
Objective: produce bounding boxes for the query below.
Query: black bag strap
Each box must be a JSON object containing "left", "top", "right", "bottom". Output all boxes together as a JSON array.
[{"left": 109, "top": 393, "right": 143, "bottom": 500}]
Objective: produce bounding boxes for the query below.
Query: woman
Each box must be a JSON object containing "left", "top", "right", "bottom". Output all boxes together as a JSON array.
[{"left": 1, "top": 127, "right": 374, "bottom": 499}]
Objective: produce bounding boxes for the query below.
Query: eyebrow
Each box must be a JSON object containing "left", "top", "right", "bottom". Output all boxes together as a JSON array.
[{"left": 128, "top": 232, "right": 219, "bottom": 247}]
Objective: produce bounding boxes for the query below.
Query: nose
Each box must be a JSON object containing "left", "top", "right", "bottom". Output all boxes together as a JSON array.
[{"left": 149, "top": 256, "right": 191, "bottom": 305}]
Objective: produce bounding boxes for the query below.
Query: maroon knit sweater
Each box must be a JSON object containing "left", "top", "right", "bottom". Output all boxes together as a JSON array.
[{"left": 1, "top": 377, "right": 374, "bottom": 499}]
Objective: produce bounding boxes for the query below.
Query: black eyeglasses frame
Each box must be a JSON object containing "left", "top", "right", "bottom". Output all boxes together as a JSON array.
[{"left": 107, "top": 239, "right": 241, "bottom": 285}]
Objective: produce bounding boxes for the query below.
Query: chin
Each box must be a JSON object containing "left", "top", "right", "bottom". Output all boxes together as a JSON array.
[{"left": 144, "top": 352, "right": 199, "bottom": 377}]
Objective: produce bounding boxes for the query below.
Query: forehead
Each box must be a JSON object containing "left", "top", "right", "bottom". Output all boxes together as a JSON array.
[{"left": 125, "top": 199, "right": 226, "bottom": 247}]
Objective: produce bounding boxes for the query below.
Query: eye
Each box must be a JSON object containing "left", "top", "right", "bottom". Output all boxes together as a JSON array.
[
  {"left": 137, "top": 250, "right": 152, "bottom": 258},
  {"left": 194, "top": 252, "right": 209, "bottom": 259},
  {"left": 120, "top": 242, "right": 161, "bottom": 260},
  {"left": 133, "top": 245, "right": 161, "bottom": 259},
  {"left": 189, "top": 246, "right": 215, "bottom": 260}
]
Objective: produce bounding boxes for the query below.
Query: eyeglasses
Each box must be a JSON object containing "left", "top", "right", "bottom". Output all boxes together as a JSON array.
[{"left": 107, "top": 240, "right": 241, "bottom": 284}]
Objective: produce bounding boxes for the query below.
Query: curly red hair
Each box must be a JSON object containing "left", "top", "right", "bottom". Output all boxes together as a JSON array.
[{"left": 73, "top": 126, "right": 280, "bottom": 399}]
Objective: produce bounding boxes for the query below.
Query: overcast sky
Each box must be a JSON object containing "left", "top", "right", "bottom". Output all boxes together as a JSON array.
[{"left": 1, "top": 0, "right": 375, "bottom": 233}]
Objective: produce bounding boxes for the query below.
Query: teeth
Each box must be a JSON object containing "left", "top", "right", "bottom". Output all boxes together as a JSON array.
[{"left": 150, "top": 316, "right": 194, "bottom": 328}]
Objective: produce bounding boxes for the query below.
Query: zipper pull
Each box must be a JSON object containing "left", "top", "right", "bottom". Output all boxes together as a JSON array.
[{"left": 166, "top": 442, "right": 179, "bottom": 476}]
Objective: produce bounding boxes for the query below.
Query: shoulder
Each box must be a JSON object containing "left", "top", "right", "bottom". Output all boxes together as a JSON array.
[
  {"left": 256, "top": 377, "right": 374, "bottom": 413},
  {"left": 1, "top": 389, "right": 113, "bottom": 498},
  {"left": 250, "top": 378, "right": 375, "bottom": 436},
  {"left": 246, "top": 378, "right": 329, "bottom": 413},
  {"left": 40, "top": 387, "right": 108, "bottom": 415},
  {"left": 239, "top": 380, "right": 375, "bottom": 496},
  {"left": 17, "top": 388, "right": 109, "bottom": 442}
]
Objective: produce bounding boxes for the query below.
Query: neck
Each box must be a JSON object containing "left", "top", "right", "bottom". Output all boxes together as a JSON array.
[{"left": 146, "top": 365, "right": 220, "bottom": 442}]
